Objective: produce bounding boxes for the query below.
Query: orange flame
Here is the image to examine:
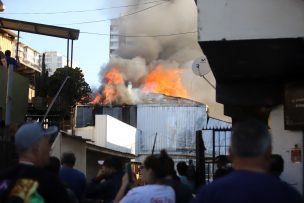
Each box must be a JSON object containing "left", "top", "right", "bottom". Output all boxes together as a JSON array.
[
  {"left": 89, "top": 64, "right": 188, "bottom": 105},
  {"left": 89, "top": 94, "right": 101, "bottom": 105},
  {"left": 102, "top": 68, "right": 124, "bottom": 104},
  {"left": 142, "top": 64, "right": 188, "bottom": 98}
]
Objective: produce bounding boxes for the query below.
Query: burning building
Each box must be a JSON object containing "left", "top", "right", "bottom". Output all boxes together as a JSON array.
[
  {"left": 76, "top": 0, "right": 231, "bottom": 162},
  {"left": 76, "top": 95, "right": 207, "bottom": 162}
]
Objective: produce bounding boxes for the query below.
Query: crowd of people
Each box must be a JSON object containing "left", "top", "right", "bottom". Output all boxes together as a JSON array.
[{"left": 0, "top": 119, "right": 303, "bottom": 203}]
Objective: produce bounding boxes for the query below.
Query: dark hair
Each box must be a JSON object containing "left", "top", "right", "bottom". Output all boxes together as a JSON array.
[
  {"left": 216, "top": 155, "right": 229, "bottom": 168},
  {"left": 45, "top": 156, "right": 61, "bottom": 174},
  {"left": 270, "top": 154, "right": 284, "bottom": 177},
  {"left": 176, "top": 161, "right": 188, "bottom": 176},
  {"left": 144, "top": 150, "right": 173, "bottom": 179},
  {"left": 231, "top": 119, "right": 271, "bottom": 157},
  {"left": 103, "top": 156, "right": 122, "bottom": 171},
  {"left": 61, "top": 152, "right": 76, "bottom": 167},
  {"left": 5, "top": 50, "right": 11, "bottom": 57}
]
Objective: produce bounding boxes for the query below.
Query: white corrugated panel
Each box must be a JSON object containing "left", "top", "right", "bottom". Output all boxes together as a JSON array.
[{"left": 136, "top": 104, "right": 207, "bottom": 155}]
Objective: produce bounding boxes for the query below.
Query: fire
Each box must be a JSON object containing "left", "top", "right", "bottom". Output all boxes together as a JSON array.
[
  {"left": 102, "top": 68, "right": 124, "bottom": 104},
  {"left": 142, "top": 64, "right": 188, "bottom": 98},
  {"left": 89, "top": 94, "right": 101, "bottom": 105},
  {"left": 89, "top": 67, "right": 125, "bottom": 105},
  {"left": 89, "top": 64, "right": 189, "bottom": 105}
]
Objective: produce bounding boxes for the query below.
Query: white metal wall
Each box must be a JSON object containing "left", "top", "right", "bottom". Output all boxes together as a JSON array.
[
  {"left": 136, "top": 104, "right": 207, "bottom": 155},
  {"left": 51, "top": 134, "right": 87, "bottom": 174},
  {"left": 270, "top": 105, "right": 303, "bottom": 194},
  {"left": 198, "top": 0, "right": 304, "bottom": 41},
  {"left": 93, "top": 115, "right": 136, "bottom": 154}
]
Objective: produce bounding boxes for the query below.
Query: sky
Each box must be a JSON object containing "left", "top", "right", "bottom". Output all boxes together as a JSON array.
[
  {"left": 0, "top": 0, "right": 230, "bottom": 121},
  {"left": 0, "top": 0, "right": 153, "bottom": 89}
]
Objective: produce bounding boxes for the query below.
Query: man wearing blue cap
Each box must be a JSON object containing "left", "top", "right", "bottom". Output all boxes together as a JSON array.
[{"left": 0, "top": 122, "right": 71, "bottom": 203}]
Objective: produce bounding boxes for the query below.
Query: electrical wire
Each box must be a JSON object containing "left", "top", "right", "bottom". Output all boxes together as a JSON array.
[
  {"left": 59, "top": 1, "right": 167, "bottom": 25},
  {"left": 0, "top": 0, "right": 164, "bottom": 15},
  {"left": 80, "top": 31, "right": 197, "bottom": 37}
]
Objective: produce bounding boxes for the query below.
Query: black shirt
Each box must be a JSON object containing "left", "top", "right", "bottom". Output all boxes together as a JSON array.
[{"left": 0, "top": 163, "right": 71, "bottom": 203}]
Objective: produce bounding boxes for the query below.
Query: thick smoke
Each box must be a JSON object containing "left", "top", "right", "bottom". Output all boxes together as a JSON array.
[{"left": 99, "top": 0, "right": 228, "bottom": 120}]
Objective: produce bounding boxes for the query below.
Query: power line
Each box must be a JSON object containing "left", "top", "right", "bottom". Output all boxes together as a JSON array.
[
  {"left": 59, "top": 1, "right": 167, "bottom": 25},
  {"left": 0, "top": 1, "right": 164, "bottom": 15},
  {"left": 80, "top": 31, "right": 197, "bottom": 37}
]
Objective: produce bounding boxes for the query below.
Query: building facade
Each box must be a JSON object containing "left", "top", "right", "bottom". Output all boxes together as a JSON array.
[{"left": 44, "top": 51, "right": 77, "bottom": 75}]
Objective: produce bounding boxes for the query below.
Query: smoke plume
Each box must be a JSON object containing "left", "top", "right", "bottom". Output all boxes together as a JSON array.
[{"left": 98, "top": 0, "right": 229, "bottom": 120}]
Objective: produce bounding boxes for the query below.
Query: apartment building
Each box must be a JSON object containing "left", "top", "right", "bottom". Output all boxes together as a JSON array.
[{"left": 44, "top": 51, "right": 77, "bottom": 75}]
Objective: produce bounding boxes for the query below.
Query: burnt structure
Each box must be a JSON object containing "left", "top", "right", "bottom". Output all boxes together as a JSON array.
[{"left": 76, "top": 95, "right": 208, "bottom": 162}]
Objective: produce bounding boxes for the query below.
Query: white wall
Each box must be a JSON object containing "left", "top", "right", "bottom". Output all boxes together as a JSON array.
[
  {"left": 270, "top": 105, "right": 303, "bottom": 194},
  {"left": 106, "top": 115, "right": 136, "bottom": 154},
  {"left": 198, "top": 0, "right": 304, "bottom": 41},
  {"left": 51, "top": 134, "right": 87, "bottom": 174},
  {"left": 94, "top": 115, "right": 107, "bottom": 147},
  {"left": 74, "top": 126, "right": 94, "bottom": 141},
  {"left": 93, "top": 115, "right": 136, "bottom": 154}
]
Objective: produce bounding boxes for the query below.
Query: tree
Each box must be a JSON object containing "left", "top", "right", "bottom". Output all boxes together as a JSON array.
[{"left": 48, "top": 66, "right": 91, "bottom": 116}]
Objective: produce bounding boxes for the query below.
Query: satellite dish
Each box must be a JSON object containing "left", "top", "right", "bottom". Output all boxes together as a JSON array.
[{"left": 192, "top": 55, "right": 210, "bottom": 76}]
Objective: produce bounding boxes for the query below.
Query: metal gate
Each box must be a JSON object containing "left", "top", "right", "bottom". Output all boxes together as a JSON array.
[{"left": 196, "top": 117, "right": 232, "bottom": 187}]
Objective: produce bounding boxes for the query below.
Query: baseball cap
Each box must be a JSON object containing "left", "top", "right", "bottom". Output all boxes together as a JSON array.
[{"left": 15, "top": 122, "right": 58, "bottom": 153}]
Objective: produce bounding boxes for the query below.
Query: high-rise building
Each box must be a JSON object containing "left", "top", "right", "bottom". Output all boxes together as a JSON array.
[
  {"left": 109, "top": 19, "right": 126, "bottom": 58},
  {"left": 44, "top": 51, "right": 77, "bottom": 75}
]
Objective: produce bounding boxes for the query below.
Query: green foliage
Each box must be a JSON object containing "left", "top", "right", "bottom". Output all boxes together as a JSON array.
[{"left": 48, "top": 66, "right": 91, "bottom": 108}]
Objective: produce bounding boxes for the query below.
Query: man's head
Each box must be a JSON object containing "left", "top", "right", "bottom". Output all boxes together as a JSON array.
[
  {"left": 45, "top": 156, "right": 61, "bottom": 175},
  {"left": 230, "top": 119, "right": 272, "bottom": 171},
  {"left": 4, "top": 50, "right": 11, "bottom": 57},
  {"left": 101, "top": 156, "right": 122, "bottom": 176},
  {"left": 216, "top": 155, "right": 229, "bottom": 168},
  {"left": 269, "top": 154, "right": 284, "bottom": 177},
  {"left": 231, "top": 119, "right": 271, "bottom": 157},
  {"left": 61, "top": 152, "right": 76, "bottom": 168},
  {"left": 15, "top": 122, "right": 58, "bottom": 167},
  {"left": 177, "top": 161, "right": 188, "bottom": 176}
]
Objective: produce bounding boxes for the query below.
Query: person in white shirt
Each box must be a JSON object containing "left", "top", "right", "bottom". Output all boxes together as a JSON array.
[{"left": 114, "top": 150, "right": 175, "bottom": 203}]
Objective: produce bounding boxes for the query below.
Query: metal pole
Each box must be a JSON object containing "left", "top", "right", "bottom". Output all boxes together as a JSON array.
[
  {"left": 202, "top": 75, "right": 216, "bottom": 89},
  {"left": 5, "top": 64, "right": 14, "bottom": 126},
  {"left": 196, "top": 130, "right": 205, "bottom": 187},
  {"left": 302, "top": 131, "right": 304, "bottom": 195},
  {"left": 71, "top": 40, "right": 74, "bottom": 68},
  {"left": 15, "top": 31, "right": 20, "bottom": 60},
  {"left": 151, "top": 133, "right": 157, "bottom": 155},
  {"left": 41, "top": 76, "right": 70, "bottom": 125},
  {"left": 212, "top": 130, "right": 215, "bottom": 176},
  {"left": 66, "top": 39, "right": 69, "bottom": 67}
]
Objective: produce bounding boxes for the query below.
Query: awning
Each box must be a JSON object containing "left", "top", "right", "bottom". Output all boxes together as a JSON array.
[{"left": 0, "top": 17, "right": 79, "bottom": 40}]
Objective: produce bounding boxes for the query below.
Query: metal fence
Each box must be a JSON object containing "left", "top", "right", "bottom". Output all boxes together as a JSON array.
[{"left": 196, "top": 117, "right": 232, "bottom": 187}]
